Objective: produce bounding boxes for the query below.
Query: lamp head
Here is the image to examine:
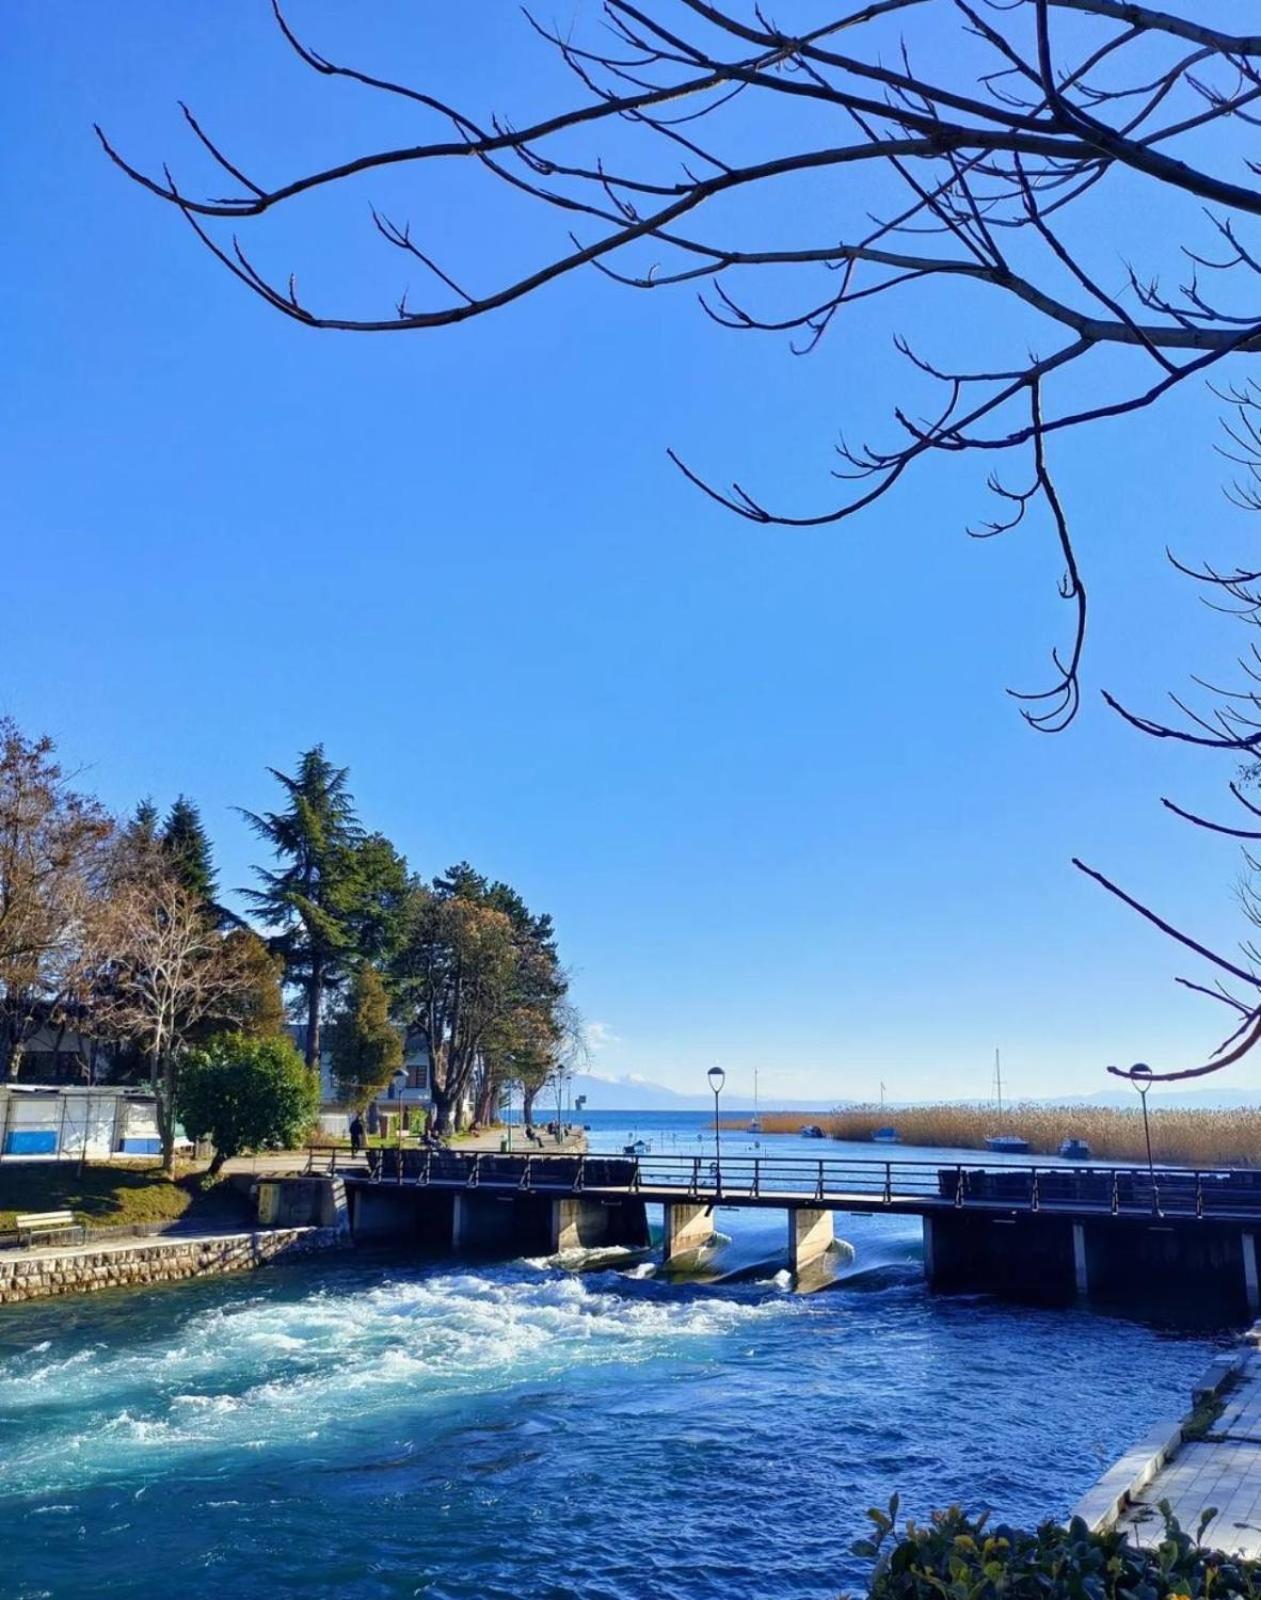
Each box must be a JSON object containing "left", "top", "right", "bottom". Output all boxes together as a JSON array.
[
  {"left": 707, "top": 1065, "right": 726, "bottom": 1095},
  {"left": 1130, "top": 1062, "right": 1154, "bottom": 1097}
]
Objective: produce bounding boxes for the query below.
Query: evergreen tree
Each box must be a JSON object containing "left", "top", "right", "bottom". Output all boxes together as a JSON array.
[
  {"left": 350, "top": 832, "right": 411, "bottom": 968},
  {"left": 327, "top": 965, "right": 403, "bottom": 1107},
  {"left": 126, "top": 799, "right": 159, "bottom": 850},
  {"left": 161, "top": 795, "right": 217, "bottom": 906},
  {"left": 240, "top": 746, "right": 365, "bottom": 1068},
  {"left": 221, "top": 929, "right": 288, "bottom": 1040}
]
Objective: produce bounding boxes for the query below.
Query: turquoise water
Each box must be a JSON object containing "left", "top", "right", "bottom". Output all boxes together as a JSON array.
[{"left": 0, "top": 1118, "right": 1231, "bottom": 1600}]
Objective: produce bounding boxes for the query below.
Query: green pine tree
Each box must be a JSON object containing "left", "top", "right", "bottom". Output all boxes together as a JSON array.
[
  {"left": 161, "top": 795, "right": 217, "bottom": 906},
  {"left": 240, "top": 746, "right": 366, "bottom": 1068},
  {"left": 127, "top": 798, "right": 160, "bottom": 848},
  {"left": 327, "top": 965, "right": 404, "bottom": 1107}
]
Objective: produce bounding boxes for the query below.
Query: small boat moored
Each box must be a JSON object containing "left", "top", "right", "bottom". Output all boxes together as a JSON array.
[
  {"left": 623, "top": 1138, "right": 651, "bottom": 1156},
  {"left": 799, "top": 1124, "right": 824, "bottom": 1139},
  {"left": 871, "top": 1126, "right": 900, "bottom": 1144},
  {"left": 985, "top": 1133, "right": 1031, "bottom": 1155},
  {"left": 1059, "top": 1137, "right": 1092, "bottom": 1160}
]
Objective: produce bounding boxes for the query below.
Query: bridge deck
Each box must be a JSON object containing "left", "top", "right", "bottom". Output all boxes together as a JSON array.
[{"left": 308, "top": 1148, "right": 1261, "bottom": 1226}]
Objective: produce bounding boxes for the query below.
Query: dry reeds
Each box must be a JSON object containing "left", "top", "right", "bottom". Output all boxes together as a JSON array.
[{"left": 729, "top": 1104, "right": 1261, "bottom": 1167}]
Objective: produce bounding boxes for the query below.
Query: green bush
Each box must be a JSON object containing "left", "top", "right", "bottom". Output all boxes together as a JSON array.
[
  {"left": 176, "top": 1032, "right": 320, "bottom": 1174},
  {"left": 853, "top": 1498, "right": 1260, "bottom": 1600}
]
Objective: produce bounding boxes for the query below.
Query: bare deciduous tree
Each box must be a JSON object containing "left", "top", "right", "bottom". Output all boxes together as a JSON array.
[
  {"left": 0, "top": 719, "right": 112, "bottom": 1079},
  {"left": 101, "top": 5, "right": 1261, "bottom": 1077},
  {"left": 104, "top": 1, "right": 1261, "bottom": 729},
  {"left": 82, "top": 859, "right": 254, "bottom": 1171}
]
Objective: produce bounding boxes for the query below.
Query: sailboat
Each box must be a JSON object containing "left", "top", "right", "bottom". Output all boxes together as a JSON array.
[
  {"left": 747, "top": 1067, "right": 763, "bottom": 1134},
  {"left": 984, "top": 1049, "right": 1030, "bottom": 1154},
  {"left": 872, "top": 1081, "right": 900, "bottom": 1143}
]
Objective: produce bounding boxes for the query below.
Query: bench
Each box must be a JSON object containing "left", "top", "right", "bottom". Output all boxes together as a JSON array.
[{"left": 14, "top": 1211, "right": 86, "bottom": 1249}]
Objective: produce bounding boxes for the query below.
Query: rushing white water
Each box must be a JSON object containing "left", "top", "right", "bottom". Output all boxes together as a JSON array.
[{"left": 0, "top": 1264, "right": 801, "bottom": 1497}]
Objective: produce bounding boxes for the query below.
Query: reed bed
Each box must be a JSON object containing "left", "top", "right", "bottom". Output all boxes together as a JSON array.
[{"left": 730, "top": 1105, "right": 1261, "bottom": 1167}]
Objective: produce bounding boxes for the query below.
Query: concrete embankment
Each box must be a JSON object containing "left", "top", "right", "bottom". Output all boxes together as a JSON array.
[
  {"left": 1072, "top": 1336, "right": 1261, "bottom": 1557},
  {"left": 0, "top": 1224, "right": 350, "bottom": 1306}
]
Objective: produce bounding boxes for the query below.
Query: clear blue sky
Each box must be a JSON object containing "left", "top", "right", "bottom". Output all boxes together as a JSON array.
[{"left": 4, "top": 2, "right": 1259, "bottom": 1102}]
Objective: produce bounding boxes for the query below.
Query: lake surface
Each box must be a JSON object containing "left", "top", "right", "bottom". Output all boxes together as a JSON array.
[{"left": 0, "top": 1116, "right": 1231, "bottom": 1600}]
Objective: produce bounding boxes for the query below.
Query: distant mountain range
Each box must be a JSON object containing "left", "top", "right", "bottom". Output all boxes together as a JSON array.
[
  {"left": 569, "top": 1073, "right": 1261, "bottom": 1112},
  {"left": 568, "top": 1074, "right": 837, "bottom": 1111}
]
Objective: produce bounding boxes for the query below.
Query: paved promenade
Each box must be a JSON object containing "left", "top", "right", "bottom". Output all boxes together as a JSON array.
[
  {"left": 1116, "top": 1348, "right": 1261, "bottom": 1559},
  {"left": 221, "top": 1124, "right": 586, "bottom": 1177}
]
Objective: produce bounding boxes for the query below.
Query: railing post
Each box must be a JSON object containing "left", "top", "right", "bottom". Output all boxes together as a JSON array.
[
  {"left": 815, "top": 1159, "right": 825, "bottom": 1204},
  {"left": 691, "top": 1156, "right": 700, "bottom": 1197},
  {"left": 520, "top": 1155, "right": 532, "bottom": 1191},
  {"left": 1152, "top": 1172, "right": 1160, "bottom": 1218},
  {"left": 753, "top": 1157, "right": 760, "bottom": 1198},
  {"left": 469, "top": 1152, "right": 481, "bottom": 1188},
  {"left": 884, "top": 1162, "right": 892, "bottom": 1206},
  {"left": 1111, "top": 1170, "right": 1119, "bottom": 1216},
  {"left": 632, "top": 1156, "right": 641, "bottom": 1192},
  {"left": 954, "top": 1165, "right": 964, "bottom": 1208},
  {"left": 1031, "top": 1168, "right": 1040, "bottom": 1213},
  {"left": 1196, "top": 1172, "right": 1204, "bottom": 1220},
  {"left": 422, "top": 1148, "right": 432, "bottom": 1187},
  {"left": 574, "top": 1155, "right": 585, "bottom": 1193}
]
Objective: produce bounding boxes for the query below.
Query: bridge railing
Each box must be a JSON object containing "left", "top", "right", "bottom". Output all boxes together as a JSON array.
[{"left": 303, "top": 1146, "right": 1261, "bottom": 1219}]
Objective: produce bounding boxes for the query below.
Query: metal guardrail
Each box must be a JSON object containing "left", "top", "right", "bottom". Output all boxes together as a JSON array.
[{"left": 301, "top": 1146, "right": 1261, "bottom": 1221}]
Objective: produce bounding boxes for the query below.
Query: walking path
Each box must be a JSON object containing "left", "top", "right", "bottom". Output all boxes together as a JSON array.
[
  {"left": 219, "top": 1124, "right": 586, "bottom": 1177},
  {"left": 1110, "top": 1343, "right": 1261, "bottom": 1559}
]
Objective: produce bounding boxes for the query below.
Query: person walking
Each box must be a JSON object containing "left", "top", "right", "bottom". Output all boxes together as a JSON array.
[{"left": 349, "top": 1111, "right": 366, "bottom": 1156}]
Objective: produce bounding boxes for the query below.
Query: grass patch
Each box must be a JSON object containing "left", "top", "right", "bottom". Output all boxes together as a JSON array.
[
  {"left": 1183, "top": 1370, "right": 1243, "bottom": 1443},
  {"left": 0, "top": 1162, "right": 254, "bottom": 1233}
]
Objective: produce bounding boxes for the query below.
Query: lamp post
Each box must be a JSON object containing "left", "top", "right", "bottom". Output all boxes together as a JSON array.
[
  {"left": 392, "top": 1068, "right": 408, "bottom": 1176},
  {"left": 707, "top": 1065, "right": 726, "bottom": 1197},
  {"left": 1130, "top": 1062, "right": 1156, "bottom": 1183}
]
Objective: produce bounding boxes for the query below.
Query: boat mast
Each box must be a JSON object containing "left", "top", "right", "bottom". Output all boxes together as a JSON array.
[{"left": 994, "top": 1048, "right": 1003, "bottom": 1119}]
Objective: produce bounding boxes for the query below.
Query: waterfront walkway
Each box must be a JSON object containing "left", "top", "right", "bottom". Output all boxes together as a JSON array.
[{"left": 1116, "top": 1348, "right": 1261, "bottom": 1560}]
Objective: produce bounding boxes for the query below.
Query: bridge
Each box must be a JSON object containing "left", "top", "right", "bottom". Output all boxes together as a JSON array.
[{"left": 279, "top": 1146, "right": 1261, "bottom": 1310}]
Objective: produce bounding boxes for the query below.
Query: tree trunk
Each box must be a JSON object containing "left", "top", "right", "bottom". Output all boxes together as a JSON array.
[
  {"left": 522, "top": 1085, "right": 538, "bottom": 1127},
  {"left": 475, "top": 1076, "right": 497, "bottom": 1127},
  {"left": 430, "top": 1083, "right": 454, "bottom": 1136},
  {"left": 208, "top": 1147, "right": 227, "bottom": 1177},
  {"left": 154, "top": 1053, "right": 177, "bottom": 1177},
  {"left": 4, "top": 1036, "right": 24, "bottom": 1082},
  {"left": 305, "top": 966, "right": 324, "bottom": 1070}
]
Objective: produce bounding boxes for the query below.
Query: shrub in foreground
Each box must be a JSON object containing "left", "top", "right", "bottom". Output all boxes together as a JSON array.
[
  {"left": 853, "top": 1499, "right": 1258, "bottom": 1600},
  {"left": 177, "top": 1033, "right": 320, "bottom": 1174}
]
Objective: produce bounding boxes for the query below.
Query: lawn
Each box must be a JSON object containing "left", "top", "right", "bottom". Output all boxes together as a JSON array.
[{"left": 0, "top": 1161, "right": 255, "bottom": 1233}]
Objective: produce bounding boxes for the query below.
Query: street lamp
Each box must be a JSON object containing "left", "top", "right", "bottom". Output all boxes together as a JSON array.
[
  {"left": 391, "top": 1068, "right": 408, "bottom": 1178},
  {"left": 707, "top": 1065, "right": 726, "bottom": 1196},
  {"left": 1129, "top": 1062, "right": 1156, "bottom": 1185}
]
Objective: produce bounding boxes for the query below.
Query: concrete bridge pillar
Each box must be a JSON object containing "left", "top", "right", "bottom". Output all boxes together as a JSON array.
[
  {"left": 789, "top": 1207, "right": 835, "bottom": 1275},
  {"left": 1244, "top": 1232, "right": 1260, "bottom": 1316},
  {"left": 551, "top": 1196, "right": 650, "bottom": 1254},
  {"left": 661, "top": 1200, "right": 715, "bottom": 1268}
]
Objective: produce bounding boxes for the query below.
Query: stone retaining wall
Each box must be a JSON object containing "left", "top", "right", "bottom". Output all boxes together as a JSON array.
[{"left": 0, "top": 1226, "right": 349, "bottom": 1306}]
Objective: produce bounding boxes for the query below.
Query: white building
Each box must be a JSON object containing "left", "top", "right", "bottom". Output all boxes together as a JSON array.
[{"left": 294, "top": 1027, "right": 471, "bottom": 1127}]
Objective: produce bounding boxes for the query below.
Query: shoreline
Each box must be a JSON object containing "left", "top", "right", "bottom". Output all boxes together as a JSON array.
[{"left": 0, "top": 1224, "right": 350, "bottom": 1307}]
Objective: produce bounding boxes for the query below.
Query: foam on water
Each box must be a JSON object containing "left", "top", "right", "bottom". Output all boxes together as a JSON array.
[{"left": 0, "top": 1264, "right": 798, "bottom": 1495}]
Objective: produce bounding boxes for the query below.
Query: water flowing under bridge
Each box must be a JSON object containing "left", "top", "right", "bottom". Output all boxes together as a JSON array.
[{"left": 289, "top": 1147, "right": 1261, "bottom": 1311}]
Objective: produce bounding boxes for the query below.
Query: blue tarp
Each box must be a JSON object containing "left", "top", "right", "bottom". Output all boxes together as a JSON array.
[{"left": 3, "top": 1131, "right": 58, "bottom": 1155}]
